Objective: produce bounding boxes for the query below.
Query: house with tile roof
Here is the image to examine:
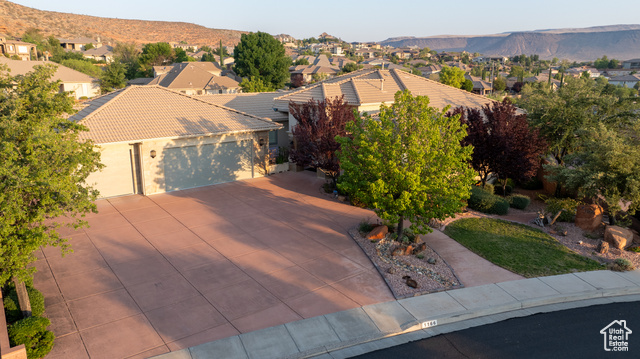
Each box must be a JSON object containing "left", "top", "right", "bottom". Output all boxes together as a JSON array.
[
  {"left": 72, "top": 86, "right": 282, "bottom": 197},
  {"left": 273, "top": 68, "right": 496, "bottom": 131},
  {"left": 58, "top": 37, "right": 101, "bottom": 51},
  {"left": 82, "top": 45, "right": 115, "bottom": 63},
  {"left": 0, "top": 34, "right": 36, "bottom": 60},
  {"left": 194, "top": 92, "right": 291, "bottom": 149},
  {"left": 608, "top": 74, "right": 640, "bottom": 88},
  {"left": 0, "top": 56, "right": 99, "bottom": 99},
  {"left": 148, "top": 62, "right": 240, "bottom": 95}
]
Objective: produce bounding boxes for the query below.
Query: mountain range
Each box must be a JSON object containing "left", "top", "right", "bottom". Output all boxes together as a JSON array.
[
  {"left": 0, "top": 0, "right": 244, "bottom": 47},
  {"left": 380, "top": 25, "right": 640, "bottom": 61},
  {"left": 2, "top": 0, "right": 639, "bottom": 61}
]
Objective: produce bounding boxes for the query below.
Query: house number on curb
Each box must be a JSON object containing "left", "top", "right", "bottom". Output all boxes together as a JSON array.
[{"left": 422, "top": 320, "right": 438, "bottom": 329}]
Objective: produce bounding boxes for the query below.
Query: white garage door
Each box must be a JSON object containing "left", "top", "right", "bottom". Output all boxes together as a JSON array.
[
  {"left": 163, "top": 141, "right": 254, "bottom": 192},
  {"left": 89, "top": 143, "right": 136, "bottom": 198}
]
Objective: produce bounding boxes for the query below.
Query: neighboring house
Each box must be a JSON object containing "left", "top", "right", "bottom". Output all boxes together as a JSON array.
[
  {"left": 465, "top": 75, "right": 492, "bottom": 95},
  {"left": 354, "top": 49, "right": 377, "bottom": 59},
  {"left": 604, "top": 68, "right": 635, "bottom": 77},
  {"left": 194, "top": 92, "right": 291, "bottom": 149},
  {"left": 523, "top": 74, "right": 561, "bottom": 90},
  {"left": 608, "top": 74, "right": 640, "bottom": 88},
  {"left": 290, "top": 54, "right": 341, "bottom": 85},
  {"left": 58, "top": 37, "right": 100, "bottom": 51},
  {"left": 0, "top": 34, "right": 36, "bottom": 60},
  {"left": 273, "top": 68, "right": 496, "bottom": 131},
  {"left": 127, "top": 77, "right": 154, "bottom": 86},
  {"left": 169, "top": 42, "right": 198, "bottom": 52},
  {"left": 565, "top": 66, "right": 600, "bottom": 78},
  {"left": 0, "top": 56, "right": 99, "bottom": 99},
  {"left": 148, "top": 62, "right": 240, "bottom": 94},
  {"left": 622, "top": 58, "right": 640, "bottom": 70},
  {"left": 418, "top": 64, "right": 442, "bottom": 76},
  {"left": 82, "top": 45, "right": 114, "bottom": 63},
  {"left": 73, "top": 86, "right": 282, "bottom": 198},
  {"left": 330, "top": 57, "right": 356, "bottom": 69}
]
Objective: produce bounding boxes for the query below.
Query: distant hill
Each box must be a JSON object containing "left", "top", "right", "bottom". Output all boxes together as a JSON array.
[
  {"left": 381, "top": 25, "right": 640, "bottom": 62},
  {"left": 0, "top": 0, "right": 245, "bottom": 47}
]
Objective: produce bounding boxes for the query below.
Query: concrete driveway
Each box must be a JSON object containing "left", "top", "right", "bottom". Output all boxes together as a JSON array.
[{"left": 34, "top": 171, "right": 393, "bottom": 359}]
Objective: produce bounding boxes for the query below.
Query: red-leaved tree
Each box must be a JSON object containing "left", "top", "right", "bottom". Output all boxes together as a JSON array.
[
  {"left": 289, "top": 96, "right": 354, "bottom": 184},
  {"left": 453, "top": 100, "right": 547, "bottom": 193}
]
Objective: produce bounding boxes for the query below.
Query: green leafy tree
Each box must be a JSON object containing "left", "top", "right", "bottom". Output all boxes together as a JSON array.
[
  {"left": 201, "top": 52, "right": 216, "bottom": 63},
  {"left": 113, "top": 42, "right": 140, "bottom": 79},
  {"left": 439, "top": 65, "right": 465, "bottom": 88},
  {"left": 550, "top": 122, "right": 640, "bottom": 217},
  {"left": 293, "top": 58, "right": 310, "bottom": 66},
  {"left": 138, "top": 42, "right": 175, "bottom": 77},
  {"left": 174, "top": 48, "right": 195, "bottom": 62},
  {"left": 341, "top": 62, "right": 362, "bottom": 73},
  {"left": 99, "top": 61, "right": 126, "bottom": 93},
  {"left": 518, "top": 77, "right": 638, "bottom": 165},
  {"left": 239, "top": 76, "right": 274, "bottom": 92},
  {"left": 0, "top": 64, "right": 102, "bottom": 308},
  {"left": 59, "top": 59, "right": 102, "bottom": 78},
  {"left": 234, "top": 32, "right": 291, "bottom": 90},
  {"left": 84, "top": 43, "right": 94, "bottom": 51},
  {"left": 493, "top": 76, "right": 506, "bottom": 92},
  {"left": 337, "top": 90, "right": 475, "bottom": 237},
  {"left": 461, "top": 79, "right": 473, "bottom": 92}
]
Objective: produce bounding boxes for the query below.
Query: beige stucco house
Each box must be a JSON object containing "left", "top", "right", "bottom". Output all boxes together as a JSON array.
[
  {"left": 73, "top": 86, "right": 282, "bottom": 198},
  {"left": 0, "top": 56, "right": 99, "bottom": 99},
  {"left": 273, "top": 68, "right": 496, "bottom": 132}
]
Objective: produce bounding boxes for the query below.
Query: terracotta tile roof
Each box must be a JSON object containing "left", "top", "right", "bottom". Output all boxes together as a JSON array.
[
  {"left": 194, "top": 93, "right": 289, "bottom": 121},
  {"left": 274, "top": 68, "right": 495, "bottom": 111},
  {"left": 82, "top": 46, "right": 114, "bottom": 57},
  {"left": 148, "top": 62, "right": 237, "bottom": 91},
  {"left": 0, "top": 56, "right": 97, "bottom": 83},
  {"left": 72, "top": 86, "right": 282, "bottom": 144}
]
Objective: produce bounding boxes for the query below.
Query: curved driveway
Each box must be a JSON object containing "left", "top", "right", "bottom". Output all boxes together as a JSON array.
[{"left": 36, "top": 172, "right": 394, "bottom": 359}]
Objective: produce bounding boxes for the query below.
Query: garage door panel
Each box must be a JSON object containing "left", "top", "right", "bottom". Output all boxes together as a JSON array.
[
  {"left": 163, "top": 141, "right": 253, "bottom": 192},
  {"left": 88, "top": 144, "right": 135, "bottom": 198}
]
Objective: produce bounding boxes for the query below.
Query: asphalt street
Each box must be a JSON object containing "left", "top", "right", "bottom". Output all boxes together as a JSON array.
[{"left": 352, "top": 301, "right": 639, "bottom": 359}]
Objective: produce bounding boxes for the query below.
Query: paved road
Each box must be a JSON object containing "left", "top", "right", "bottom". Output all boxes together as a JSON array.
[{"left": 353, "top": 301, "right": 639, "bottom": 358}]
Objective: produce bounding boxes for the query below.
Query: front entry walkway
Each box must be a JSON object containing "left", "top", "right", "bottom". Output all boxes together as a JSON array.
[{"left": 36, "top": 172, "right": 394, "bottom": 359}]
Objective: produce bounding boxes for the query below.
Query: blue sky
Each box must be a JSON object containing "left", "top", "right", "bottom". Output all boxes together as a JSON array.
[{"left": 11, "top": 0, "right": 640, "bottom": 42}]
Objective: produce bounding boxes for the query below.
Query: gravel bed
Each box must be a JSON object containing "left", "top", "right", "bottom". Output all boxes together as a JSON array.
[{"left": 349, "top": 228, "right": 461, "bottom": 299}]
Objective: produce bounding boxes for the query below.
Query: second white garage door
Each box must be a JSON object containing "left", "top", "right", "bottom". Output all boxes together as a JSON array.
[{"left": 162, "top": 141, "right": 254, "bottom": 192}]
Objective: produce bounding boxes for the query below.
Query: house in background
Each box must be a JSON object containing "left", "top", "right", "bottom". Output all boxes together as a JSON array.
[
  {"left": 73, "top": 86, "right": 282, "bottom": 198},
  {"left": 0, "top": 56, "right": 99, "bottom": 99},
  {"left": 289, "top": 54, "right": 341, "bottom": 86},
  {"left": 622, "top": 58, "right": 640, "bottom": 70},
  {"left": 0, "top": 34, "right": 36, "bottom": 60},
  {"left": 82, "top": 45, "right": 114, "bottom": 62},
  {"left": 58, "top": 37, "right": 101, "bottom": 51},
  {"left": 148, "top": 62, "right": 240, "bottom": 95},
  {"left": 195, "top": 92, "right": 291, "bottom": 149},
  {"left": 608, "top": 74, "right": 640, "bottom": 88},
  {"left": 274, "top": 68, "right": 495, "bottom": 132}
]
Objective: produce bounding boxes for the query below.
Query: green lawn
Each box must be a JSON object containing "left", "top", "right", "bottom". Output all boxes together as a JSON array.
[{"left": 444, "top": 218, "right": 602, "bottom": 278}]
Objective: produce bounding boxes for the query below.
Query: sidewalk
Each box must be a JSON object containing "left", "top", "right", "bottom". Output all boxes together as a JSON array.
[{"left": 152, "top": 269, "right": 640, "bottom": 359}]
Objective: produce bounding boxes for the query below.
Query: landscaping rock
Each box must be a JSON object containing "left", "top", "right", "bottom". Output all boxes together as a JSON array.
[
  {"left": 597, "top": 240, "right": 609, "bottom": 254},
  {"left": 427, "top": 257, "right": 437, "bottom": 265},
  {"left": 412, "top": 242, "right": 426, "bottom": 254},
  {"left": 403, "top": 245, "right": 414, "bottom": 256},
  {"left": 605, "top": 225, "right": 633, "bottom": 250},
  {"left": 391, "top": 247, "right": 404, "bottom": 257},
  {"left": 366, "top": 225, "right": 388, "bottom": 240},
  {"left": 575, "top": 204, "right": 603, "bottom": 232},
  {"left": 632, "top": 229, "right": 640, "bottom": 245},
  {"left": 387, "top": 267, "right": 396, "bottom": 274}
]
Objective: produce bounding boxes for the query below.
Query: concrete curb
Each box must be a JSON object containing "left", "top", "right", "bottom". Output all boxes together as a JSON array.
[{"left": 152, "top": 269, "right": 640, "bottom": 359}]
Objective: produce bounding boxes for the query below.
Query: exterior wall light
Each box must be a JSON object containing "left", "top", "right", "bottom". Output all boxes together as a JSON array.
[
  {"left": 259, "top": 138, "right": 265, "bottom": 146},
  {"left": 150, "top": 150, "right": 157, "bottom": 158}
]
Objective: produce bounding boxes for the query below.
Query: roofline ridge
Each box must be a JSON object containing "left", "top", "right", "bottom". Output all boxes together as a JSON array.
[
  {"left": 75, "top": 86, "right": 132, "bottom": 123},
  {"left": 273, "top": 68, "right": 376, "bottom": 101},
  {"left": 396, "top": 69, "right": 500, "bottom": 105},
  {"left": 350, "top": 79, "right": 363, "bottom": 105},
  {"left": 389, "top": 68, "right": 408, "bottom": 92}
]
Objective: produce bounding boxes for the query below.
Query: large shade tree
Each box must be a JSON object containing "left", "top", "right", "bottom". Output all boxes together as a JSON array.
[
  {"left": 0, "top": 64, "right": 102, "bottom": 314},
  {"left": 233, "top": 32, "right": 291, "bottom": 91},
  {"left": 289, "top": 96, "right": 354, "bottom": 184},
  {"left": 337, "top": 90, "right": 475, "bottom": 237}
]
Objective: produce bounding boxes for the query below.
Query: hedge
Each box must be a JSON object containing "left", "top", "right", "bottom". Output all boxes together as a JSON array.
[{"left": 468, "top": 186, "right": 509, "bottom": 215}]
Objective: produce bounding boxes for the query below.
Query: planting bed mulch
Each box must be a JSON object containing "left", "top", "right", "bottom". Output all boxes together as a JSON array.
[{"left": 348, "top": 228, "right": 462, "bottom": 299}]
